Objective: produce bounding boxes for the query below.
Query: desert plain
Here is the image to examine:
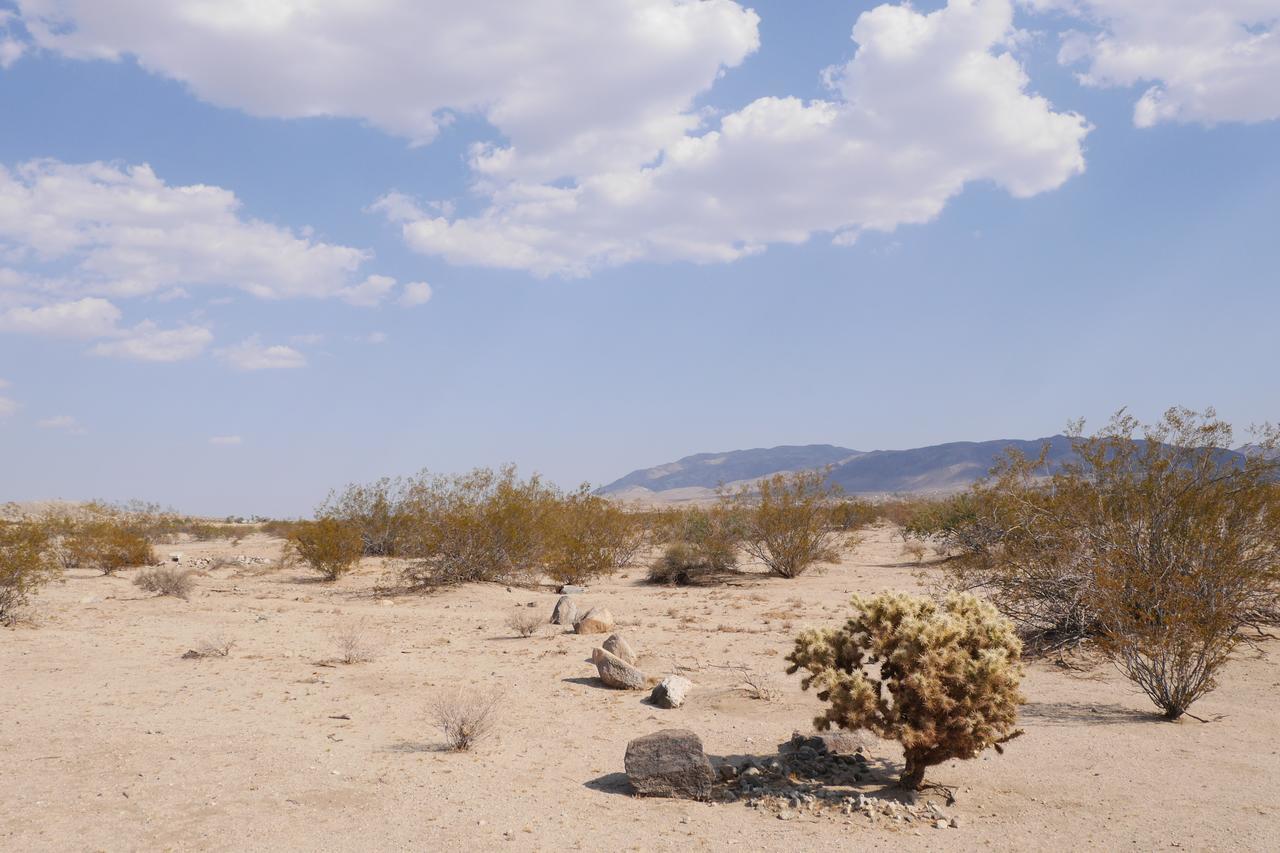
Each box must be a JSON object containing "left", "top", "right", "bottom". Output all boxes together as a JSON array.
[{"left": 4, "top": 525, "right": 1278, "bottom": 852}]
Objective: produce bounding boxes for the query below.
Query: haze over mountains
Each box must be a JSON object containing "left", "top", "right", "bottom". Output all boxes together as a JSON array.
[{"left": 597, "top": 437, "right": 1079, "bottom": 503}]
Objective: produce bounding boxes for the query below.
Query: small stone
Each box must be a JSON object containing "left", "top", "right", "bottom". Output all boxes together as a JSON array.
[
  {"left": 550, "top": 595, "right": 578, "bottom": 626},
  {"left": 650, "top": 675, "right": 692, "bottom": 709},
  {"left": 574, "top": 607, "right": 615, "bottom": 635},
  {"left": 935, "top": 819, "right": 948, "bottom": 830},
  {"left": 717, "top": 763, "right": 738, "bottom": 782},
  {"left": 624, "top": 729, "right": 717, "bottom": 800},
  {"left": 949, "top": 817, "right": 962, "bottom": 829}
]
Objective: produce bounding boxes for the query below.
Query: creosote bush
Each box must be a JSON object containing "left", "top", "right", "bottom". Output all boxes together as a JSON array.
[
  {"left": 133, "top": 566, "right": 196, "bottom": 599},
  {"left": 732, "top": 469, "right": 852, "bottom": 578},
  {"left": 648, "top": 541, "right": 734, "bottom": 586},
  {"left": 787, "top": 591, "right": 1024, "bottom": 791},
  {"left": 431, "top": 689, "right": 502, "bottom": 751},
  {"left": 542, "top": 488, "right": 645, "bottom": 585},
  {"left": 287, "top": 518, "right": 364, "bottom": 581},
  {"left": 318, "top": 477, "right": 416, "bottom": 556},
  {"left": 0, "top": 520, "right": 60, "bottom": 623},
  {"left": 67, "top": 519, "right": 156, "bottom": 574}
]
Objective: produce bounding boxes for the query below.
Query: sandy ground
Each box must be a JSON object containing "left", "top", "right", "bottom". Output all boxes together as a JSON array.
[{"left": 4, "top": 526, "right": 1279, "bottom": 852}]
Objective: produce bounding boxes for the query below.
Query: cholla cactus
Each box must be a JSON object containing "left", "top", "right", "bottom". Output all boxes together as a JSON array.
[{"left": 786, "top": 591, "right": 1024, "bottom": 790}]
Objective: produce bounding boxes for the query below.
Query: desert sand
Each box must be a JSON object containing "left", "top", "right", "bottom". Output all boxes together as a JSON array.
[{"left": 4, "top": 526, "right": 1278, "bottom": 851}]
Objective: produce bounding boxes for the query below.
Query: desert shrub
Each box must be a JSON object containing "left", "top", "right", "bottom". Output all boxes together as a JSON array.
[
  {"left": 787, "top": 592, "right": 1024, "bottom": 790},
  {"left": 0, "top": 520, "right": 60, "bottom": 623},
  {"left": 332, "top": 619, "right": 377, "bottom": 663},
  {"left": 647, "top": 541, "right": 737, "bottom": 585},
  {"left": 133, "top": 566, "right": 196, "bottom": 599},
  {"left": 730, "top": 470, "right": 851, "bottom": 578},
  {"left": 431, "top": 689, "right": 502, "bottom": 751},
  {"left": 67, "top": 519, "right": 156, "bottom": 574},
  {"left": 259, "top": 519, "right": 300, "bottom": 539},
  {"left": 938, "top": 409, "right": 1280, "bottom": 718},
  {"left": 542, "top": 488, "right": 645, "bottom": 584},
  {"left": 287, "top": 518, "right": 364, "bottom": 581},
  {"left": 318, "top": 477, "right": 416, "bottom": 556},
  {"left": 506, "top": 608, "right": 543, "bottom": 638},
  {"left": 901, "top": 540, "right": 928, "bottom": 565},
  {"left": 829, "top": 499, "right": 879, "bottom": 531},
  {"left": 398, "top": 466, "right": 560, "bottom": 588}
]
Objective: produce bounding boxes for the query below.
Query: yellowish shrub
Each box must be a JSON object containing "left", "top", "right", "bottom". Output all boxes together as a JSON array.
[{"left": 287, "top": 518, "right": 363, "bottom": 581}]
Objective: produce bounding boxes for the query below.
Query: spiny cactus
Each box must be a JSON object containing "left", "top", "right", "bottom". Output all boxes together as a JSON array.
[{"left": 786, "top": 591, "right": 1024, "bottom": 790}]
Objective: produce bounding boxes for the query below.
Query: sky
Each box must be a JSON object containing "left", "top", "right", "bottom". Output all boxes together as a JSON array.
[{"left": 0, "top": 0, "right": 1278, "bottom": 517}]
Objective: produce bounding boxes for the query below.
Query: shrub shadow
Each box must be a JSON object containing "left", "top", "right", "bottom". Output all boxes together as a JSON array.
[{"left": 1020, "top": 701, "right": 1153, "bottom": 726}]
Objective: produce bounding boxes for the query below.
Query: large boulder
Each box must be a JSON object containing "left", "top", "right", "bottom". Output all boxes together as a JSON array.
[
  {"left": 574, "top": 607, "right": 614, "bottom": 635},
  {"left": 592, "top": 647, "right": 646, "bottom": 690},
  {"left": 650, "top": 675, "right": 692, "bottom": 709},
  {"left": 602, "top": 633, "right": 637, "bottom": 664},
  {"left": 624, "top": 729, "right": 716, "bottom": 800},
  {"left": 550, "top": 595, "right": 578, "bottom": 626}
]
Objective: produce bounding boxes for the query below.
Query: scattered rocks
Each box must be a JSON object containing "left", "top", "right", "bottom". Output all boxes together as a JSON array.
[
  {"left": 624, "top": 729, "right": 717, "bottom": 800},
  {"left": 601, "top": 633, "right": 637, "bottom": 664},
  {"left": 650, "top": 674, "right": 692, "bottom": 709},
  {"left": 550, "top": 595, "right": 578, "bottom": 626},
  {"left": 574, "top": 607, "right": 614, "bottom": 635},
  {"left": 592, "top": 647, "right": 646, "bottom": 690}
]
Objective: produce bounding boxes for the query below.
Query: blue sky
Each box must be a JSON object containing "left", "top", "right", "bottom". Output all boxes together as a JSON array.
[{"left": 0, "top": 0, "right": 1277, "bottom": 516}]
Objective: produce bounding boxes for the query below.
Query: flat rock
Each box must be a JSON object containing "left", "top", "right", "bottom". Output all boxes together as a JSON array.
[
  {"left": 558, "top": 584, "right": 588, "bottom": 595},
  {"left": 592, "top": 647, "right": 646, "bottom": 690},
  {"left": 574, "top": 607, "right": 614, "bottom": 635},
  {"left": 650, "top": 675, "right": 692, "bottom": 709},
  {"left": 601, "top": 633, "right": 637, "bottom": 664},
  {"left": 624, "top": 729, "right": 716, "bottom": 800},
  {"left": 550, "top": 595, "right": 578, "bottom": 626}
]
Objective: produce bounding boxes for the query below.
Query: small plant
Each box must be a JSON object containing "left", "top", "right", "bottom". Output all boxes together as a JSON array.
[
  {"left": 332, "top": 619, "right": 376, "bottom": 664},
  {"left": 901, "top": 540, "right": 928, "bottom": 565},
  {"left": 730, "top": 470, "right": 851, "bottom": 579},
  {"left": 647, "top": 541, "right": 737, "bottom": 586},
  {"left": 430, "top": 688, "right": 502, "bottom": 751},
  {"left": 0, "top": 520, "right": 60, "bottom": 624},
  {"left": 183, "top": 634, "right": 235, "bottom": 659},
  {"left": 506, "top": 608, "right": 543, "bottom": 638},
  {"left": 736, "top": 664, "right": 780, "bottom": 702},
  {"left": 287, "top": 518, "right": 364, "bottom": 581},
  {"left": 133, "top": 566, "right": 196, "bottom": 599},
  {"left": 787, "top": 591, "right": 1024, "bottom": 790}
]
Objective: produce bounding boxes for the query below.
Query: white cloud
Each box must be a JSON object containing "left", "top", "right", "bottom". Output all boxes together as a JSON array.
[
  {"left": 0, "top": 297, "right": 122, "bottom": 337},
  {"left": 0, "top": 12, "right": 24, "bottom": 68},
  {"left": 220, "top": 337, "right": 307, "bottom": 371},
  {"left": 340, "top": 274, "right": 397, "bottom": 307},
  {"left": 89, "top": 321, "right": 213, "bottom": 362},
  {"left": 1028, "top": 0, "right": 1280, "bottom": 126},
  {"left": 289, "top": 333, "right": 324, "bottom": 346},
  {"left": 0, "top": 160, "right": 385, "bottom": 301},
  {"left": 11, "top": 1, "right": 760, "bottom": 182},
  {"left": 209, "top": 435, "right": 242, "bottom": 446},
  {"left": 366, "top": 331, "right": 388, "bottom": 345},
  {"left": 0, "top": 395, "right": 18, "bottom": 418},
  {"left": 378, "top": 0, "right": 1090, "bottom": 276},
  {"left": 38, "top": 414, "right": 86, "bottom": 434},
  {"left": 400, "top": 281, "right": 433, "bottom": 307}
]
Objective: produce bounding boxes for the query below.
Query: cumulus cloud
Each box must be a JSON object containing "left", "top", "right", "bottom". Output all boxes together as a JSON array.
[
  {"left": 0, "top": 297, "right": 122, "bottom": 337},
  {"left": 220, "top": 337, "right": 307, "bottom": 371},
  {"left": 209, "top": 435, "right": 242, "bottom": 446},
  {"left": 377, "top": 0, "right": 1090, "bottom": 275},
  {"left": 1028, "top": 0, "right": 1280, "bottom": 126},
  {"left": 89, "top": 322, "right": 214, "bottom": 362},
  {"left": 11, "top": 0, "right": 760, "bottom": 182},
  {"left": 400, "top": 281, "right": 433, "bottom": 307}
]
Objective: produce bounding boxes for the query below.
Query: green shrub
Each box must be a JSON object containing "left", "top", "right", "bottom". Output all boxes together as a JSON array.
[
  {"left": 787, "top": 591, "right": 1024, "bottom": 790},
  {"left": 0, "top": 520, "right": 60, "bottom": 623},
  {"left": 287, "top": 518, "right": 364, "bottom": 581},
  {"left": 730, "top": 470, "right": 850, "bottom": 578}
]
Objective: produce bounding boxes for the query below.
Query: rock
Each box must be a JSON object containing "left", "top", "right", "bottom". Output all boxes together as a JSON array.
[
  {"left": 624, "top": 729, "right": 717, "bottom": 800},
  {"left": 550, "top": 595, "right": 578, "bottom": 626},
  {"left": 168, "top": 552, "right": 183, "bottom": 562},
  {"left": 650, "top": 675, "right": 692, "bottom": 709},
  {"left": 935, "top": 819, "right": 949, "bottom": 830},
  {"left": 592, "top": 647, "right": 646, "bottom": 690},
  {"left": 574, "top": 607, "right": 614, "bottom": 634},
  {"left": 558, "top": 584, "right": 588, "bottom": 595},
  {"left": 717, "top": 763, "right": 738, "bottom": 782},
  {"left": 949, "top": 817, "right": 961, "bottom": 829},
  {"left": 602, "top": 633, "right": 637, "bottom": 664}
]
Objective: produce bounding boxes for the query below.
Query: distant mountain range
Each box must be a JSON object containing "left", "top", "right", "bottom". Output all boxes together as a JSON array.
[{"left": 598, "top": 436, "right": 1261, "bottom": 503}]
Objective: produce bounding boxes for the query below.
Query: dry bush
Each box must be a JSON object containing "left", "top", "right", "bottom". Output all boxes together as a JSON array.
[
  {"left": 829, "top": 499, "right": 880, "bottom": 531},
  {"left": 318, "top": 477, "right": 416, "bottom": 556},
  {"left": 647, "top": 541, "right": 736, "bottom": 586},
  {"left": 332, "top": 619, "right": 377, "bottom": 663},
  {"left": 787, "top": 592, "right": 1024, "bottom": 790},
  {"left": 506, "top": 608, "right": 543, "bottom": 638},
  {"left": 736, "top": 664, "right": 780, "bottom": 701},
  {"left": 430, "top": 688, "right": 502, "bottom": 751},
  {"left": 901, "top": 540, "right": 928, "bottom": 565},
  {"left": 287, "top": 518, "right": 364, "bottom": 581},
  {"left": 66, "top": 518, "right": 156, "bottom": 574},
  {"left": 398, "top": 466, "right": 560, "bottom": 588},
  {"left": 730, "top": 469, "right": 851, "bottom": 579},
  {"left": 542, "top": 489, "right": 645, "bottom": 585},
  {"left": 133, "top": 566, "right": 196, "bottom": 599},
  {"left": 937, "top": 408, "right": 1280, "bottom": 720},
  {"left": 0, "top": 520, "right": 60, "bottom": 624},
  {"left": 185, "top": 634, "right": 235, "bottom": 658}
]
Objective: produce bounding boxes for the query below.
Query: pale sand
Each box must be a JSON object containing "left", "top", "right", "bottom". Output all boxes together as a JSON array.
[{"left": 4, "top": 526, "right": 1278, "bottom": 851}]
